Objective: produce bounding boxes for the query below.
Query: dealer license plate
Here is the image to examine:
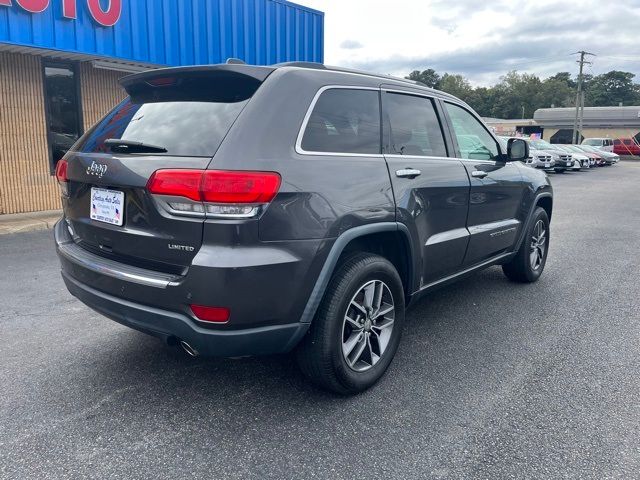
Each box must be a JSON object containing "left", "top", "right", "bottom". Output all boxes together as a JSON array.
[{"left": 90, "top": 187, "right": 124, "bottom": 226}]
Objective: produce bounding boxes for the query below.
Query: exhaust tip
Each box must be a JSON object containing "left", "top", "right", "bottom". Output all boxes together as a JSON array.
[{"left": 179, "top": 340, "right": 199, "bottom": 357}]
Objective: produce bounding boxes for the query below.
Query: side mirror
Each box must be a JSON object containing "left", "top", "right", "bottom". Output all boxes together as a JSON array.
[{"left": 507, "top": 138, "right": 529, "bottom": 162}]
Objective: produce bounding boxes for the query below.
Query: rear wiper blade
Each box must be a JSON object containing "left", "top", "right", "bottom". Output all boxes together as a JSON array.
[{"left": 104, "top": 138, "right": 168, "bottom": 153}]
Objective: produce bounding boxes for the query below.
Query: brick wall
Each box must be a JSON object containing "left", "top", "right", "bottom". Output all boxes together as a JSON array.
[{"left": 0, "top": 54, "right": 126, "bottom": 214}]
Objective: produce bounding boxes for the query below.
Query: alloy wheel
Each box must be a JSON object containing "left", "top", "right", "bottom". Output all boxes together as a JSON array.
[
  {"left": 342, "top": 280, "right": 395, "bottom": 372},
  {"left": 530, "top": 220, "right": 547, "bottom": 270}
]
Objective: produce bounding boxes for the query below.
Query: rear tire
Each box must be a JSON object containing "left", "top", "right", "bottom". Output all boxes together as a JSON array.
[
  {"left": 502, "top": 207, "right": 550, "bottom": 283},
  {"left": 296, "top": 253, "right": 405, "bottom": 395}
]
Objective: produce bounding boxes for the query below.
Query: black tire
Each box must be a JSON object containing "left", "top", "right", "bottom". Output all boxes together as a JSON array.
[
  {"left": 296, "top": 253, "right": 405, "bottom": 395},
  {"left": 502, "top": 207, "right": 550, "bottom": 283}
]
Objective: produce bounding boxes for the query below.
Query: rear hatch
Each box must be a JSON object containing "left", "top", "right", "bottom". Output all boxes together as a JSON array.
[{"left": 60, "top": 65, "right": 273, "bottom": 274}]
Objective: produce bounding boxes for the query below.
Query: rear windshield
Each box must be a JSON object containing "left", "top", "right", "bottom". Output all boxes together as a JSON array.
[
  {"left": 75, "top": 98, "right": 247, "bottom": 157},
  {"left": 74, "top": 74, "right": 260, "bottom": 157}
]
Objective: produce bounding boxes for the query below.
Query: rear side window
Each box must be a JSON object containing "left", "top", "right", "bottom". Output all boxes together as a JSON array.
[
  {"left": 300, "top": 89, "right": 381, "bottom": 154},
  {"left": 76, "top": 75, "right": 255, "bottom": 157},
  {"left": 444, "top": 102, "right": 499, "bottom": 160},
  {"left": 383, "top": 92, "right": 447, "bottom": 157},
  {"left": 614, "top": 139, "right": 621, "bottom": 145}
]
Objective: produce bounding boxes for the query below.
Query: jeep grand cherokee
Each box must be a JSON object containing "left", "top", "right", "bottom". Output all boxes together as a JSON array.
[{"left": 55, "top": 62, "right": 553, "bottom": 394}]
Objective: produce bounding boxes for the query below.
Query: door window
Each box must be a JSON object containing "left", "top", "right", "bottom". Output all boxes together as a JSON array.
[
  {"left": 383, "top": 92, "right": 447, "bottom": 157},
  {"left": 43, "top": 62, "right": 83, "bottom": 172},
  {"left": 300, "top": 89, "right": 381, "bottom": 154},
  {"left": 444, "top": 103, "right": 499, "bottom": 161}
]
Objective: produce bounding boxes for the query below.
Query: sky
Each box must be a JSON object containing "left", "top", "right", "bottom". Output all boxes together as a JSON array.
[{"left": 301, "top": 0, "right": 640, "bottom": 86}]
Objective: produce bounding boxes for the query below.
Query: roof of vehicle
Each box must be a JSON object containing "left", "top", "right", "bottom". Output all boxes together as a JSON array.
[{"left": 120, "top": 61, "right": 461, "bottom": 103}]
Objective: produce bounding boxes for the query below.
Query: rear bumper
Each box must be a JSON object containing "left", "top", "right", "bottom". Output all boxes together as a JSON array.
[
  {"left": 55, "top": 219, "right": 320, "bottom": 356},
  {"left": 62, "top": 271, "right": 309, "bottom": 356}
]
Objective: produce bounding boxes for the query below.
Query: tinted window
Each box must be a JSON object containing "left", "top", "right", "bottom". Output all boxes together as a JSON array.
[
  {"left": 301, "top": 89, "right": 380, "bottom": 154},
  {"left": 76, "top": 97, "right": 247, "bottom": 157},
  {"left": 444, "top": 103, "right": 499, "bottom": 160},
  {"left": 384, "top": 93, "right": 447, "bottom": 157},
  {"left": 614, "top": 139, "right": 621, "bottom": 145},
  {"left": 624, "top": 139, "right": 633, "bottom": 145},
  {"left": 43, "top": 63, "right": 83, "bottom": 170}
]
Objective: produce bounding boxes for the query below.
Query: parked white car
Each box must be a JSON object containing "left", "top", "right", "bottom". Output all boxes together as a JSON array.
[
  {"left": 498, "top": 137, "right": 555, "bottom": 170},
  {"left": 557, "top": 145, "right": 592, "bottom": 169},
  {"left": 582, "top": 138, "right": 614, "bottom": 153}
]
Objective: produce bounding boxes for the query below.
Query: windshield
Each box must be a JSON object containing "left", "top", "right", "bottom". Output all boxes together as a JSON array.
[{"left": 529, "top": 139, "right": 554, "bottom": 150}]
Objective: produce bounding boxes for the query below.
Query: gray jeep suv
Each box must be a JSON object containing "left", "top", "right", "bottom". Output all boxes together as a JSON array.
[{"left": 54, "top": 62, "right": 553, "bottom": 394}]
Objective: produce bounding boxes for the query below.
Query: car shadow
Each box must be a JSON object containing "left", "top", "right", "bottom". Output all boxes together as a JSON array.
[{"left": 80, "top": 265, "right": 525, "bottom": 406}]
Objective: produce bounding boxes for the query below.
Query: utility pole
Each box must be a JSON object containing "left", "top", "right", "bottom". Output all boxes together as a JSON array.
[{"left": 572, "top": 51, "right": 595, "bottom": 144}]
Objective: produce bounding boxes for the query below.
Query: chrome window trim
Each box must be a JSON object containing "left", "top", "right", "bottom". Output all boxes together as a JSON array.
[
  {"left": 295, "top": 85, "right": 384, "bottom": 158},
  {"left": 385, "top": 154, "right": 451, "bottom": 161}
]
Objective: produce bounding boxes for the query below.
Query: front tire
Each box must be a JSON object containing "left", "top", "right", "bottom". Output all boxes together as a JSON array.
[
  {"left": 296, "top": 253, "right": 405, "bottom": 395},
  {"left": 502, "top": 207, "right": 550, "bottom": 283}
]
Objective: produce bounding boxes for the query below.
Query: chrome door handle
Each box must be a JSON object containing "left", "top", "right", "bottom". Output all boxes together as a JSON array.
[
  {"left": 471, "top": 170, "right": 488, "bottom": 179},
  {"left": 396, "top": 168, "right": 421, "bottom": 178}
]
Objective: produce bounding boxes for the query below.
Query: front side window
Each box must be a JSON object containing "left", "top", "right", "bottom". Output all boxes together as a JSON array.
[
  {"left": 383, "top": 92, "right": 447, "bottom": 157},
  {"left": 300, "top": 89, "right": 381, "bottom": 154},
  {"left": 444, "top": 103, "right": 499, "bottom": 161},
  {"left": 43, "top": 62, "right": 83, "bottom": 171}
]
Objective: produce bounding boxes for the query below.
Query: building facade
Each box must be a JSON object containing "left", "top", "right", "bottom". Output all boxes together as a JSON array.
[
  {"left": 0, "top": 0, "right": 323, "bottom": 214},
  {"left": 534, "top": 106, "right": 640, "bottom": 144}
]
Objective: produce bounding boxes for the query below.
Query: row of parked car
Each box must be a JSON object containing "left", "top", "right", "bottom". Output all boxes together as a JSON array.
[{"left": 498, "top": 137, "right": 620, "bottom": 173}]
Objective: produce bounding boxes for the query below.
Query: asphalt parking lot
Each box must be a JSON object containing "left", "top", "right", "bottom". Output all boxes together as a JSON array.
[{"left": 1, "top": 162, "right": 639, "bottom": 479}]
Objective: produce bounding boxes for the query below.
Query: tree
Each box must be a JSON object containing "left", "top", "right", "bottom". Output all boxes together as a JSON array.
[
  {"left": 586, "top": 71, "right": 640, "bottom": 106},
  {"left": 438, "top": 73, "right": 473, "bottom": 100},
  {"left": 406, "top": 69, "right": 440, "bottom": 88},
  {"left": 402, "top": 67, "right": 640, "bottom": 119}
]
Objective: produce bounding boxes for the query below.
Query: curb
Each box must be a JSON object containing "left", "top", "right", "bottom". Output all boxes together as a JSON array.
[{"left": 0, "top": 210, "right": 62, "bottom": 236}]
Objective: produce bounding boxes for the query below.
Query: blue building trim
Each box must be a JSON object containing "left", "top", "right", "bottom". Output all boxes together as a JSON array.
[{"left": 0, "top": 0, "right": 323, "bottom": 66}]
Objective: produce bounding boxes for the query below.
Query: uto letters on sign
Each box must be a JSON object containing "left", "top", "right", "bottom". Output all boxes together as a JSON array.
[{"left": 0, "top": 0, "right": 121, "bottom": 27}]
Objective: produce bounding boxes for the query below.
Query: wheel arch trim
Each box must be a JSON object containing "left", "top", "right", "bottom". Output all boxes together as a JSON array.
[
  {"left": 299, "top": 222, "right": 414, "bottom": 324},
  {"left": 514, "top": 191, "right": 553, "bottom": 251}
]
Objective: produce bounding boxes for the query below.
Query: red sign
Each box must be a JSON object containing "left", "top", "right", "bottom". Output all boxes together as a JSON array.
[{"left": 0, "top": 0, "right": 122, "bottom": 27}]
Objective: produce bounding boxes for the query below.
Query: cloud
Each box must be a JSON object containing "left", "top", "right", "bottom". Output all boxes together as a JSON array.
[
  {"left": 339, "top": 39, "right": 364, "bottom": 50},
  {"left": 302, "top": 0, "right": 640, "bottom": 86}
]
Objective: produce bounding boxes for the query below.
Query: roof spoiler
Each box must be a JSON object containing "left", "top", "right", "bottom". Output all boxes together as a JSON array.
[{"left": 119, "top": 64, "right": 275, "bottom": 95}]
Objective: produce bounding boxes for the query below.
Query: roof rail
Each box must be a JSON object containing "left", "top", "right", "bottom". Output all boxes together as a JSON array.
[
  {"left": 269, "top": 61, "right": 458, "bottom": 100},
  {"left": 273, "top": 61, "right": 327, "bottom": 70}
]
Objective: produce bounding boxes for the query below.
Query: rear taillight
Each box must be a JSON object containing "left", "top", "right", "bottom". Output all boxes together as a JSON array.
[
  {"left": 147, "top": 170, "right": 202, "bottom": 201},
  {"left": 55, "top": 159, "right": 69, "bottom": 196},
  {"left": 147, "top": 169, "right": 281, "bottom": 219},
  {"left": 190, "top": 305, "right": 230, "bottom": 323},
  {"left": 55, "top": 159, "right": 68, "bottom": 183}
]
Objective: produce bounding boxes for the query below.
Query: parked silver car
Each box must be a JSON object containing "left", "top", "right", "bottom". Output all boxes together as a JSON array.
[
  {"left": 526, "top": 139, "right": 574, "bottom": 173},
  {"left": 578, "top": 145, "right": 619, "bottom": 165},
  {"left": 499, "top": 137, "right": 555, "bottom": 170}
]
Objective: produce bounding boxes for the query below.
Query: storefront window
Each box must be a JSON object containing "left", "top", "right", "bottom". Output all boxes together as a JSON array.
[{"left": 43, "top": 62, "right": 83, "bottom": 173}]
